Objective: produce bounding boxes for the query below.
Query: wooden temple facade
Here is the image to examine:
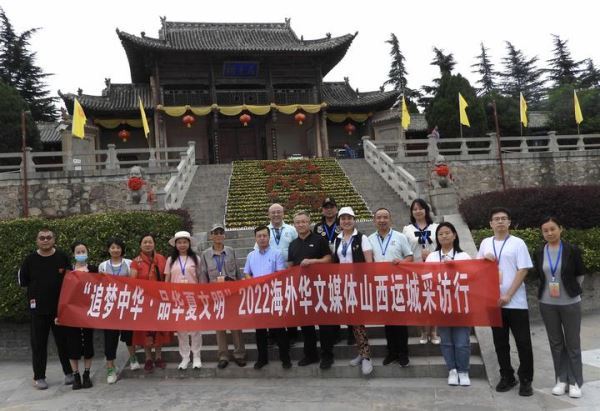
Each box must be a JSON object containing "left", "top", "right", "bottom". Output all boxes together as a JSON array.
[{"left": 60, "top": 18, "right": 398, "bottom": 163}]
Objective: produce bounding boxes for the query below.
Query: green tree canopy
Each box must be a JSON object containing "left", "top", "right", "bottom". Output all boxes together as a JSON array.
[
  {"left": 0, "top": 80, "right": 41, "bottom": 158},
  {"left": 579, "top": 59, "right": 600, "bottom": 89},
  {"left": 471, "top": 42, "right": 498, "bottom": 96},
  {"left": 546, "top": 34, "right": 583, "bottom": 88},
  {"left": 383, "top": 33, "right": 420, "bottom": 112},
  {"left": 548, "top": 85, "right": 600, "bottom": 134},
  {"left": 500, "top": 42, "right": 546, "bottom": 106}
]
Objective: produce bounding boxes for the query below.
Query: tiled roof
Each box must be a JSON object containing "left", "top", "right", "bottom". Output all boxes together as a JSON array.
[
  {"left": 117, "top": 21, "right": 355, "bottom": 54},
  {"left": 322, "top": 82, "right": 399, "bottom": 111},
  {"left": 37, "top": 121, "right": 67, "bottom": 143},
  {"left": 59, "top": 84, "right": 153, "bottom": 115}
]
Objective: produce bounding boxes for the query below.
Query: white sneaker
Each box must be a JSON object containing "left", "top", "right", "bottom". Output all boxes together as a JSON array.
[
  {"left": 129, "top": 356, "right": 141, "bottom": 371},
  {"left": 178, "top": 358, "right": 190, "bottom": 370},
  {"left": 361, "top": 358, "right": 373, "bottom": 375},
  {"left": 192, "top": 357, "right": 202, "bottom": 369},
  {"left": 552, "top": 381, "right": 567, "bottom": 395},
  {"left": 349, "top": 355, "right": 362, "bottom": 367},
  {"left": 458, "top": 372, "right": 471, "bottom": 386},
  {"left": 568, "top": 383, "right": 582, "bottom": 398},
  {"left": 106, "top": 367, "right": 117, "bottom": 384},
  {"left": 448, "top": 369, "right": 459, "bottom": 386}
]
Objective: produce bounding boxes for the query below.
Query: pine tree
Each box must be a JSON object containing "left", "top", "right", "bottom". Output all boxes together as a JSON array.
[
  {"left": 579, "top": 59, "right": 600, "bottom": 89},
  {"left": 383, "top": 33, "right": 419, "bottom": 110},
  {"left": 500, "top": 42, "right": 545, "bottom": 105},
  {"left": 471, "top": 43, "right": 498, "bottom": 95},
  {"left": 431, "top": 47, "right": 456, "bottom": 76},
  {"left": 546, "top": 34, "right": 583, "bottom": 87},
  {"left": 0, "top": 80, "right": 41, "bottom": 158},
  {"left": 0, "top": 8, "right": 57, "bottom": 121}
]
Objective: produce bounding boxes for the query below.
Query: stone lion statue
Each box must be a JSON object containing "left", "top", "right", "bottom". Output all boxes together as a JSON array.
[{"left": 431, "top": 155, "right": 453, "bottom": 189}]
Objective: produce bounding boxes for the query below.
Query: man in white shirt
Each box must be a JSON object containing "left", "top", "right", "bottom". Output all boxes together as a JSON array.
[
  {"left": 477, "top": 207, "right": 534, "bottom": 397},
  {"left": 257, "top": 203, "right": 298, "bottom": 262},
  {"left": 368, "top": 208, "right": 413, "bottom": 367}
]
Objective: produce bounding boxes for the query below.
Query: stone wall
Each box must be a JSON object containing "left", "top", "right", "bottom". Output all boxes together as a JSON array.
[{"left": 0, "top": 173, "right": 172, "bottom": 220}]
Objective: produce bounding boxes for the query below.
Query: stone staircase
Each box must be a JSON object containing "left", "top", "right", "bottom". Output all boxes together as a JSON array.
[{"left": 122, "top": 326, "right": 484, "bottom": 379}]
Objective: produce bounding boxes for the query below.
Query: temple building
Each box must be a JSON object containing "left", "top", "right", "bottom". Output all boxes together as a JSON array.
[{"left": 60, "top": 18, "right": 398, "bottom": 163}]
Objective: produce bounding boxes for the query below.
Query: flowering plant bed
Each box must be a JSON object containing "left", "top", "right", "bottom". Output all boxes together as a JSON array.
[{"left": 225, "top": 158, "right": 371, "bottom": 229}]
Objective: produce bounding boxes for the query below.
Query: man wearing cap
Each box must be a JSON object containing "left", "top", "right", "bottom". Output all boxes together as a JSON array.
[
  {"left": 199, "top": 223, "right": 246, "bottom": 369},
  {"left": 368, "top": 208, "right": 414, "bottom": 367},
  {"left": 287, "top": 211, "right": 336, "bottom": 369},
  {"left": 244, "top": 225, "right": 291, "bottom": 370}
]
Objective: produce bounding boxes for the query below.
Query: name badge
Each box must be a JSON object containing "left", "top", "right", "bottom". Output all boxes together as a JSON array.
[
  {"left": 549, "top": 281, "right": 560, "bottom": 298},
  {"left": 30, "top": 299, "right": 36, "bottom": 309}
]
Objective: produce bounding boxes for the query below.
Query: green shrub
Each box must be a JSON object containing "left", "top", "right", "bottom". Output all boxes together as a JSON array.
[
  {"left": 471, "top": 228, "right": 600, "bottom": 273},
  {"left": 0, "top": 211, "right": 191, "bottom": 322}
]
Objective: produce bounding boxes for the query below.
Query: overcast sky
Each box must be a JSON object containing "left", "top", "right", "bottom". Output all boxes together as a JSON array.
[{"left": 2, "top": 0, "right": 598, "bottom": 108}]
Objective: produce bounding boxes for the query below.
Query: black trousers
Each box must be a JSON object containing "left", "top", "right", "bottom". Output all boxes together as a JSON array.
[
  {"left": 30, "top": 314, "right": 72, "bottom": 380},
  {"left": 301, "top": 325, "right": 336, "bottom": 360},
  {"left": 256, "top": 328, "right": 290, "bottom": 363},
  {"left": 66, "top": 327, "right": 95, "bottom": 360},
  {"left": 492, "top": 308, "right": 534, "bottom": 382},
  {"left": 104, "top": 330, "right": 133, "bottom": 361},
  {"left": 384, "top": 325, "right": 409, "bottom": 361}
]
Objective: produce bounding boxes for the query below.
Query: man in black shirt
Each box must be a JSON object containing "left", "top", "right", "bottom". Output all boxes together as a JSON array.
[
  {"left": 18, "top": 228, "right": 73, "bottom": 390},
  {"left": 288, "top": 211, "right": 336, "bottom": 369}
]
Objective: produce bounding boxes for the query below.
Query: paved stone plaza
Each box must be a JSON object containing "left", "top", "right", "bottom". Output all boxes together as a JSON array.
[{"left": 2, "top": 313, "right": 599, "bottom": 410}]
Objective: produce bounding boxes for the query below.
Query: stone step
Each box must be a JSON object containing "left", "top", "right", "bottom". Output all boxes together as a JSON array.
[
  {"left": 120, "top": 355, "right": 485, "bottom": 379},
  {"left": 136, "top": 336, "right": 480, "bottom": 362}
]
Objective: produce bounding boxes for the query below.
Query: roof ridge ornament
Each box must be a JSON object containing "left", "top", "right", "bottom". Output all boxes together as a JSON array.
[{"left": 285, "top": 17, "right": 291, "bottom": 27}]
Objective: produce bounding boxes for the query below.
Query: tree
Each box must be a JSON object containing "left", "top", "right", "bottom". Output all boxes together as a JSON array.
[
  {"left": 579, "top": 59, "right": 600, "bottom": 89},
  {"left": 383, "top": 33, "right": 419, "bottom": 112},
  {"left": 0, "top": 80, "right": 41, "bottom": 159},
  {"left": 471, "top": 43, "right": 498, "bottom": 96},
  {"left": 431, "top": 47, "right": 456, "bottom": 76},
  {"left": 546, "top": 34, "right": 583, "bottom": 87},
  {"left": 0, "top": 8, "right": 57, "bottom": 121},
  {"left": 547, "top": 85, "right": 600, "bottom": 134},
  {"left": 500, "top": 42, "right": 546, "bottom": 105},
  {"left": 424, "top": 73, "right": 487, "bottom": 138}
]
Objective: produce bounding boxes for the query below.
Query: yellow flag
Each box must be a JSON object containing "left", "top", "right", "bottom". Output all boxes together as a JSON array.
[
  {"left": 401, "top": 96, "right": 411, "bottom": 130},
  {"left": 520, "top": 92, "right": 528, "bottom": 127},
  {"left": 574, "top": 90, "right": 583, "bottom": 125},
  {"left": 458, "top": 93, "right": 470, "bottom": 127},
  {"left": 139, "top": 97, "right": 150, "bottom": 139},
  {"left": 72, "top": 98, "right": 87, "bottom": 139}
]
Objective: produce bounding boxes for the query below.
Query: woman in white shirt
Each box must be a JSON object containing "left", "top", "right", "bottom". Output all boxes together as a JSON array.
[
  {"left": 402, "top": 198, "right": 440, "bottom": 344},
  {"left": 425, "top": 222, "right": 472, "bottom": 387}
]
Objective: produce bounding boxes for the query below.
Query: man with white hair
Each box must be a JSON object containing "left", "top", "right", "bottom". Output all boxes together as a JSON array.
[{"left": 259, "top": 203, "right": 298, "bottom": 262}]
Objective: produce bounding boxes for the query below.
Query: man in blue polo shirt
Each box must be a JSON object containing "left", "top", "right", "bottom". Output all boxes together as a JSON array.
[{"left": 244, "top": 225, "right": 291, "bottom": 370}]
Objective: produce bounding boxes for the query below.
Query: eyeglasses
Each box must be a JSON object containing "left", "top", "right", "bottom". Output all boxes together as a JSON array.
[
  {"left": 212, "top": 229, "right": 225, "bottom": 235},
  {"left": 491, "top": 217, "right": 509, "bottom": 222},
  {"left": 38, "top": 235, "right": 53, "bottom": 241}
]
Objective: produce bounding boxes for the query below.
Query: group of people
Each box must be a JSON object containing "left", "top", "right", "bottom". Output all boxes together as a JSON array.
[{"left": 18, "top": 197, "right": 586, "bottom": 399}]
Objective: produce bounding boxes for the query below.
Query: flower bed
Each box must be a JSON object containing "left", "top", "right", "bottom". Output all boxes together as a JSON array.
[{"left": 225, "top": 158, "right": 371, "bottom": 229}]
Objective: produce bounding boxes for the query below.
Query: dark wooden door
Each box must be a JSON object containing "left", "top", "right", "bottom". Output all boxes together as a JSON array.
[{"left": 218, "top": 127, "right": 260, "bottom": 163}]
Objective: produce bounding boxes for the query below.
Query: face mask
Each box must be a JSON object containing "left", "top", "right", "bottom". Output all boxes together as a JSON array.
[{"left": 75, "top": 254, "right": 88, "bottom": 263}]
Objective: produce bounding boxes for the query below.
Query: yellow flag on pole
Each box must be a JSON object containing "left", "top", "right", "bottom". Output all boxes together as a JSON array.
[
  {"left": 72, "top": 98, "right": 87, "bottom": 139},
  {"left": 401, "top": 96, "right": 411, "bottom": 130},
  {"left": 574, "top": 90, "right": 583, "bottom": 125},
  {"left": 458, "top": 93, "right": 470, "bottom": 127},
  {"left": 139, "top": 97, "right": 150, "bottom": 139},
  {"left": 520, "top": 92, "right": 528, "bottom": 127}
]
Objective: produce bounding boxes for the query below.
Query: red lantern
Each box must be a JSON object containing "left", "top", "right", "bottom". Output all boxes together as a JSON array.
[
  {"left": 182, "top": 114, "right": 196, "bottom": 128},
  {"left": 294, "top": 112, "right": 306, "bottom": 126},
  {"left": 118, "top": 129, "right": 130, "bottom": 143},
  {"left": 239, "top": 113, "right": 251, "bottom": 127},
  {"left": 435, "top": 164, "right": 450, "bottom": 177},
  {"left": 344, "top": 123, "right": 356, "bottom": 135}
]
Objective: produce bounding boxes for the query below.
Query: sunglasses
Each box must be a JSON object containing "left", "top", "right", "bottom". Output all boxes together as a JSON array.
[{"left": 38, "top": 235, "right": 53, "bottom": 241}]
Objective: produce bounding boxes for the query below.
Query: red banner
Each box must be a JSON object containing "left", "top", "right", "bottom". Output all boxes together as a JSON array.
[{"left": 57, "top": 261, "right": 502, "bottom": 330}]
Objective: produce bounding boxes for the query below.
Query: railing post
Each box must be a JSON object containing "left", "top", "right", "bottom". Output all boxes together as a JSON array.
[
  {"left": 20, "top": 147, "right": 36, "bottom": 177},
  {"left": 460, "top": 137, "right": 468, "bottom": 156},
  {"left": 548, "top": 131, "right": 559, "bottom": 152},
  {"left": 105, "top": 144, "right": 120, "bottom": 170},
  {"left": 187, "top": 141, "right": 196, "bottom": 164},
  {"left": 577, "top": 134, "right": 585, "bottom": 151},
  {"left": 148, "top": 148, "right": 158, "bottom": 169},
  {"left": 427, "top": 135, "right": 438, "bottom": 160},
  {"left": 520, "top": 135, "right": 529, "bottom": 153},
  {"left": 488, "top": 133, "right": 498, "bottom": 158}
]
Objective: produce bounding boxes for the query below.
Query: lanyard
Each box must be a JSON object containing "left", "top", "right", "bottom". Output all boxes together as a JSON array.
[
  {"left": 109, "top": 260, "right": 123, "bottom": 275},
  {"left": 378, "top": 231, "right": 393, "bottom": 257},
  {"left": 213, "top": 253, "right": 226, "bottom": 275},
  {"left": 413, "top": 224, "right": 432, "bottom": 247},
  {"left": 272, "top": 227, "right": 283, "bottom": 246},
  {"left": 545, "top": 241, "right": 563, "bottom": 281},
  {"left": 341, "top": 236, "right": 354, "bottom": 258},
  {"left": 324, "top": 223, "right": 337, "bottom": 243},
  {"left": 492, "top": 235, "right": 510, "bottom": 264},
  {"left": 439, "top": 250, "right": 456, "bottom": 261},
  {"left": 178, "top": 256, "right": 188, "bottom": 278}
]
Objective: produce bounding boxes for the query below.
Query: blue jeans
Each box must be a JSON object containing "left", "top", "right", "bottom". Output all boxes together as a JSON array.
[{"left": 438, "top": 326, "right": 471, "bottom": 373}]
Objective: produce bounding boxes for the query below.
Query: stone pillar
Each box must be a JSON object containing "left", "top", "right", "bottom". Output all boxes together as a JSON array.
[
  {"left": 430, "top": 187, "right": 459, "bottom": 215},
  {"left": 105, "top": 144, "right": 120, "bottom": 170},
  {"left": 19, "top": 147, "right": 35, "bottom": 178},
  {"left": 548, "top": 131, "right": 559, "bottom": 152},
  {"left": 320, "top": 110, "right": 330, "bottom": 157},
  {"left": 315, "top": 112, "right": 323, "bottom": 157}
]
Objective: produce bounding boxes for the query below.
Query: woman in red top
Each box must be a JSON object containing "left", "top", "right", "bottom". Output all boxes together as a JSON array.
[{"left": 130, "top": 233, "right": 171, "bottom": 372}]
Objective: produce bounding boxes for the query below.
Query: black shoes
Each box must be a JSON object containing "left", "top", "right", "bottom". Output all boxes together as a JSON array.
[
  {"left": 72, "top": 372, "right": 82, "bottom": 390},
  {"left": 298, "top": 357, "right": 319, "bottom": 367},
  {"left": 383, "top": 353, "right": 399, "bottom": 366},
  {"left": 82, "top": 370, "right": 93, "bottom": 389},
  {"left": 254, "top": 360, "right": 268, "bottom": 370},
  {"left": 519, "top": 380, "right": 533, "bottom": 397},
  {"left": 398, "top": 356, "right": 410, "bottom": 367},
  {"left": 281, "top": 360, "right": 292, "bottom": 369},
  {"left": 496, "top": 376, "right": 518, "bottom": 392},
  {"left": 319, "top": 357, "right": 334, "bottom": 370},
  {"left": 217, "top": 359, "right": 229, "bottom": 369}
]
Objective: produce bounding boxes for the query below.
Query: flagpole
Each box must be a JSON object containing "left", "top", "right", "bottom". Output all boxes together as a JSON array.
[
  {"left": 577, "top": 123, "right": 580, "bottom": 135},
  {"left": 492, "top": 99, "right": 506, "bottom": 191},
  {"left": 459, "top": 124, "right": 463, "bottom": 138},
  {"left": 520, "top": 122, "right": 523, "bottom": 137}
]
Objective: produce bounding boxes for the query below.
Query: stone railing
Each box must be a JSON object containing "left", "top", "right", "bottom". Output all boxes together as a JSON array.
[
  {"left": 381, "top": 132, "right": 600, "bottom": 160},
  {"left": 161, "top": 142, "right": 197, "bottom": 210},
  {"left": 362, "top": 136, "right": 424, "bottom": 206}
]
